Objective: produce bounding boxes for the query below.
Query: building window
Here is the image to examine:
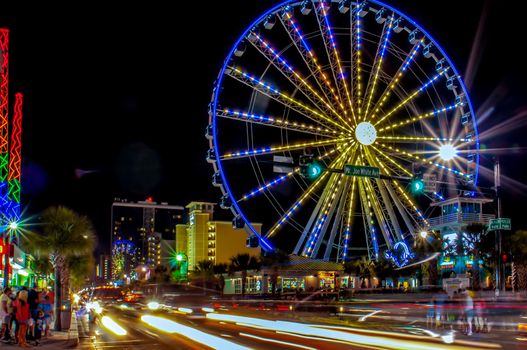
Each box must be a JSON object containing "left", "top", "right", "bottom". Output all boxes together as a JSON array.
[
  {"left": 246, "top": 277, "right": 262, "bottom": 293},
  {"left": 234, "top": 278, "right": 242, "bottom": 294},
  {"left": 281, "top": 278, "right": 305, "bottom": 291}
]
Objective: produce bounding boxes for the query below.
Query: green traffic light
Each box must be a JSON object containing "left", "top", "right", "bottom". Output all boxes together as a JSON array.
[
  {"left": 309, "top": 164, "right": 321, "bottom": 178},
  {"left": 410, "top": 177, "right": 425, "bottom": 194},
  {"left": 307, "top": 162, "right": 323, "bottom": 179}
]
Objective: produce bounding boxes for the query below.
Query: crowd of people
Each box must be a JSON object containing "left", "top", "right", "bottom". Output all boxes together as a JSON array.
[
  {"left": 0, "top": 285, "right": 54, "bottom": 348},
  {"left": 426, "top": 288, "right": 489, "bottom": 336}
]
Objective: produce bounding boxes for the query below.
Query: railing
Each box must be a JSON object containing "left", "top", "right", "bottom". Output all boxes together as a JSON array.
[{"left": 428, "top": 213, "right": 495, "bottom": 227}]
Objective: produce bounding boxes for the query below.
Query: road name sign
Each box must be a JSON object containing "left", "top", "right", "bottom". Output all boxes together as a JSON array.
[
  {"left": 488, "top": 218, "right": 511, "bottom": 231},
  {"left": 344, "top": 165, "right": 380, "bottom": 178}
]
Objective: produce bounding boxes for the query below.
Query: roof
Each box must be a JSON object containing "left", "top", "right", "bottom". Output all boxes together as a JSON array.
[
  {"left": 430, "top": 196, "right": 493, "bottom": 207},
  {"left": 266, "top": 255, "right": 343, "bottom": 272}
]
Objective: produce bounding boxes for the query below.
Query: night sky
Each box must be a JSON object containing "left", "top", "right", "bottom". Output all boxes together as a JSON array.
[{"left": 0, "top": 1, "right": 526, "bottom": 255}]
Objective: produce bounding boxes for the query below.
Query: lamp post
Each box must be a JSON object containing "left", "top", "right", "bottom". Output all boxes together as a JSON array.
[
  {"left": 3, "top": 220, "right": 18, "bottom": 288},
  {"left": 175, "top": 252, "right": 188, "bottom": 282}
]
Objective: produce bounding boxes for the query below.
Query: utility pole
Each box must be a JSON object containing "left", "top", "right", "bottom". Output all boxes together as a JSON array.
[{"left": 494, "top": 157, "right": 503, "bottom": 294}]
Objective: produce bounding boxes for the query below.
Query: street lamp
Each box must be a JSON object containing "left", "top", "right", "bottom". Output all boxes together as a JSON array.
[
  {"left": 173, "top": 252, "right": 188, "bottom": 282},
  {"left": 420, "top": 231, "right": 428, "bottom": 239},
  {"left": 3, "top": 219, "right": 20, "bottom": 288}
]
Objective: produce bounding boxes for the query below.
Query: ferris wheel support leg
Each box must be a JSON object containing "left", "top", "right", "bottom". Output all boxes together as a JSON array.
[
  {"left": 292, "top": 181, "right": 329, "bottom": 255},
  {"left": 310, "top": 175, "right": 346, "bottom": 258},
  {"left": 323, "top": 178, "right": 350, "bottom": 260}
]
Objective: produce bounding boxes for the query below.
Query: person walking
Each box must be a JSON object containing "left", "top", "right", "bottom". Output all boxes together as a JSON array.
[
  {"left": 0, "top": 287, "right": 12, "bottom": 341},
  {"left": 13, "top": 290, "right": 30, "bottom": 348},
  {"left": 464, "top": 289, "right": 474, "bottom": 336}
]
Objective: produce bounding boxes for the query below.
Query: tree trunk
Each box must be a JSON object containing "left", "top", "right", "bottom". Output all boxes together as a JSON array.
[
  {"left": 241, "top": 270, "right": 247, "bottom": 297},
  {"left": 517, "top": 263, "right": 527, "bottom": 291},
  {"left": 54, "top": 263, "right": 62, "bottom": 331},
  {"left": 429, "top": 258, "right": 438, "bottom": 286},
  {"left": 472, "top": 251, "right": 481, "bottom": 290}
]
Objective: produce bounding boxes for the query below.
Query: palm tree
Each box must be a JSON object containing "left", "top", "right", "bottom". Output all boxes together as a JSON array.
[
  {"left": 510, "top": 230, "right": 527, "bottom": 291},
  {"left": 346, "top": 257, "right": 375, "bottom": 288},
  {"left": 260, "top": 251, "right": 290, "bottom": 296},
  {"left": 413, "top": 230, "right": 442, "bottom": 286},
  {"left": 464, "top": 223, "right": 486, "bottom": 290},
  {"left": 67, "top": 254, "right": 95, "bottom": 290},
  {"left": 194, "top": 259, "right": 215, "bottom": 291},
  {"left": 33, "top": 254, "right": 53, "bottom": 286},
  {"left": 229, "top": 253, "right": 260, "bottom": 297},
  {"left": 26, "top": 206, "right": 96, "bottom": 330}
]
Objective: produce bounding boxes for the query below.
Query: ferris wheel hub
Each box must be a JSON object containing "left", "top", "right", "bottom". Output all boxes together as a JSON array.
[{"left": 355, "top": 122, "right": 377, "bottom": 145}]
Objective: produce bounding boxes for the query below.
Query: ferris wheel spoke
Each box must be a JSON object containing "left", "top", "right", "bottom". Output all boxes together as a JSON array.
[
  {"left": 373, "top": 67, "right": 451, "bottom": 127},
  {"left": 238, "top": 171, "right": 296, "bottom": 203},
  {"left": 279, "top": 10, "right": 346, "bottom": 116},
  {"left": 376, "top": 135, "right": 470, "bottom": 143},
  {"left": 339, "top": 175, "right": 357, "bottom": 261},
  {"left": 377, "top": 143, "right": 472, "bottom": 180},
  {"left": 303, "top": 146, "right": 357, "bottom": 258},
  {"left": 362, "top": 15, "right": 395, "bottom": 120},
  {"left": 226, "top": 67, "right": 350, "bottom": 133},
  {"left": 265, "top": 146, "right": 351, "bottom": 239},
  {"left": 314, "top": 0, "right": 354, "bottom": 120},
  {"left": 351, "top": 2, "right": 363, "bottom": 122},
  {"left": 358, "top": 178, "right": 379, "bottom": 260},
  {"left": 221, "top": 137, "right": 348, "bottom": 160},
  {"left": 368, "top": 41, "right": 422, "bottom": 121},
  {"left": 376, "top": 159, "right": 422, "bottom": 234},
  {"left": 363, "top": 176, "right": 397, "bottom": 248},
  {"left": 217, "top": 108, "right": 338, "bottom": 137},
  {"left": 237, "top": 143, "right": 347, "bottom": 204},
  {"left": 373, "top": 154, "right": 428, "bottom": 230},
  {"left": 293, "top": 145, "right": 355, "bottom": 256},
  {"left": 302, "top": 172, "right": 345, "bottom": 257},
  {"left": 247, "top": 31, "right": 348, "bottom": 125},
  {"left": 364, "top": 148, "right": 404, "bottom": 243},
  {"left": 377, "top": 101, "right": 464, "bottom": 132},
  {"left": 370, "top": 145, "right": 412, "bottom": 177}
]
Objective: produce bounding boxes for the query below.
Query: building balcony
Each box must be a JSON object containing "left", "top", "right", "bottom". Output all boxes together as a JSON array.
[{"left": 428, "top": 212, "right": 495, "bottom": 228}]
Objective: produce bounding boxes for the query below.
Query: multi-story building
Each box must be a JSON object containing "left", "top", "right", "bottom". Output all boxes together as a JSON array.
[
  {"left": 110, "top": 199, "right": 184, "bottom": 277},
  {"left": 177, "top": 201, "right": 261, "bottom": 271},
  {"left": 98, "top": 254, "right": 111, "bottom": 281}
]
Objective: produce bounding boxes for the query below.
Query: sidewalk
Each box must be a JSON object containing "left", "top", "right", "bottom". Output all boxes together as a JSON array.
[{"left": 1, "top": 312, "right": 79, "bottom": 349}]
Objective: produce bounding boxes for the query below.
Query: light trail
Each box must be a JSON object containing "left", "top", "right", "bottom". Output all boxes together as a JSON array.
[{"left": 141, "top": 315, "right": 250, "bottom": 350}]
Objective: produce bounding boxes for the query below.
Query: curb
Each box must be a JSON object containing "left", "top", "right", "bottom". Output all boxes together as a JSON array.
[{"left": 67, "top": 311, "right": 79, "bottom": 347}]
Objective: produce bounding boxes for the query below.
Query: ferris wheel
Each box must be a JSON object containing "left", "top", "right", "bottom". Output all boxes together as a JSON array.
[{"left": 207, "top": 0, "right": 479, "bottom": 263}]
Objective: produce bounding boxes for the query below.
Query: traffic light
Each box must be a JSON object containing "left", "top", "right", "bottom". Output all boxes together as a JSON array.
[
  {"left": 501, "top": 252, "right": 509, "bottom": 263},
  {"left": 410, "top": 175, "right": 425, "bottom": 194},
  {"left": 299, "top": 155, "right": 323, "bottom": 179}
]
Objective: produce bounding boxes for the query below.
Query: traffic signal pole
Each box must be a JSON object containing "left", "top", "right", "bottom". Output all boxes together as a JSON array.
[{"left": 494, "top": 158, "right": 503, "bottom": 293}]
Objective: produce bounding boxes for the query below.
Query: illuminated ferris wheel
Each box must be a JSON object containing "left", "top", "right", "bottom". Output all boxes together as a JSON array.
[{"left": 207, "top": 0, "right": 479, "bottom": 263}]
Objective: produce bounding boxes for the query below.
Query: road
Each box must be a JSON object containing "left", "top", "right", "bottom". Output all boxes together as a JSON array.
[{"left": 76, "top": 297, "right": 523, "bottom": 349}]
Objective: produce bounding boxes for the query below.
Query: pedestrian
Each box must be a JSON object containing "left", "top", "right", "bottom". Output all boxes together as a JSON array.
[
  {"left": 38, "top": 295, "right": 53, "bottom": 337},
  {"left": 0, "top": 287, "right": 12, "bottom": 341},
  {"left": 33, "top": 309, "right": 45, "bottom": 346},
  {"left": 434, "top": 289, "right": 448, "bottom": 329},
  {"left": 464, "top": 289, "right": 474, "bottom": 336},
  {"left": 28, "top": 284, "right": 39, "bottom": 321},
  {"left": 474, "top": 292, "right": 487, "bottom": 333},
  {"left": 13, "top": 290, "right": 30, "bottom": 347},
  {"left": 426, "top": 294, "right": 435, "bottom": 328}
]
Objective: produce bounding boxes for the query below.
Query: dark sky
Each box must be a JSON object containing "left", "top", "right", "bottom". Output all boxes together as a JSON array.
[{"left": 0, "top": 1, "right": 526, "bottom": 254}]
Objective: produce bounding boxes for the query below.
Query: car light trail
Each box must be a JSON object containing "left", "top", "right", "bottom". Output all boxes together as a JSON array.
[
  {"left": 207, "top": 313, "right": 487, "bottom": 349},
  {"left": 240, "top": 332, "right": 316, "bottom": 350},
  {"left": 141, "top": 315, "right": 250, "bottom": 350},
  {"left": 101, "top": 316, "right": 127, "bottom": 336}
]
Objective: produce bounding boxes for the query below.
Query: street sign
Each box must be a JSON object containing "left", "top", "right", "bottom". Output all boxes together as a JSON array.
[
  {"left": 344, "top": 165, "right": 380, "bottom": 178},
  {"left": 488, "top": 218, "right": 511, "bottom": 231}
]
